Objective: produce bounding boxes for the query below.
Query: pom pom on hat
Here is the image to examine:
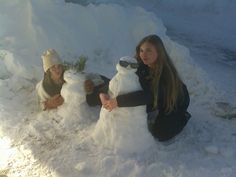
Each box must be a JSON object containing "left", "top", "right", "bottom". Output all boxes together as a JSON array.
[{"left": 41, "top": 49, "right": 62, "bottom": 72}]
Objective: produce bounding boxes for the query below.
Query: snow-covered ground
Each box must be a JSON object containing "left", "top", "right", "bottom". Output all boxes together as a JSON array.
[{"left": 0, "top": 0, "right": 236, "bottom": 177}]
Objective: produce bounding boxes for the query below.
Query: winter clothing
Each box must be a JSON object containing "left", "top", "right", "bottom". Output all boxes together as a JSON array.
[
  {"left": 36, "top": 80, "right": 51, "bottom": 110},
  {"left": 41, "top": 49, "right": 62, "bottom": 72},
  {"left": 36, "top": 73, "right": 64, "bottom": 110},
  {"left": 42, "top": 77, "right": 64, "bottom": 97}
]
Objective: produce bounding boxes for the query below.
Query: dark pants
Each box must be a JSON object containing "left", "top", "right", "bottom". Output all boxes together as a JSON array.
[{"left": 147, "top": 111, "right": 191, "bottom": 142}]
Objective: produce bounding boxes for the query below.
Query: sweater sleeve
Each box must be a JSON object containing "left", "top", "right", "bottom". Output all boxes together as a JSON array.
[{"left": 36, "top": 80, "right": 51, "bottom": 110}]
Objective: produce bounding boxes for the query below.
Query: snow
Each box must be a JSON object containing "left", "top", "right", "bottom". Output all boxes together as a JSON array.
[{"left": 0, "top": 0, "right": 236, "bottom": 177}]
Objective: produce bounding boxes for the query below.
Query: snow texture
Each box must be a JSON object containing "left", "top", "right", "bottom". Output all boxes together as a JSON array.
[{"left": 0, "top": 0, "right": 236, "bottom": 177}]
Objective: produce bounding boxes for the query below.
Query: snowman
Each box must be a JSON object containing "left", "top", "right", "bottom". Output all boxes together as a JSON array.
[
  {"left": 61, "top": 70, "right": 86, "bottom": 105},
  {"left": 93, "top": 56, "right": 155, "bottom": 154},
  {"left": 58, "top": 70, "right": 100, "bottom": 130}
]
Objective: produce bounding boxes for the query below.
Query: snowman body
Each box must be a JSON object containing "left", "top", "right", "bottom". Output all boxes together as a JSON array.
[
  {"left": 58, "top": 70, "right": 98, "bottom": 130},
  {"left": 93, "top": 57, "right": 155, "bottom": 154}
]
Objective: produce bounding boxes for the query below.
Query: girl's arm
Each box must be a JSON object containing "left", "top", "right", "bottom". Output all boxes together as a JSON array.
[
  {"left": 85, "top": 75, "right": 110, "bottom": 106},
  {"left": 116, "top": 90, "right": 152, "bottom": 107}
]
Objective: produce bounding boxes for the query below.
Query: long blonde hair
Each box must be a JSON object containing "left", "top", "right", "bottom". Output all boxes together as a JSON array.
[{"left": 135, "top": 34, "right": 184, "bottom": 113}]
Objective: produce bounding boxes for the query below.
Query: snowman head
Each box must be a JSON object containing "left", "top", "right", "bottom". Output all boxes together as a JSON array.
[
  {"left": 63, "top": 70, "right": 85, "bottom": 84},
  {"left": 116, "top": 56, "right": 139, "bottom": 74},
  {"left": 61, "top": 70, "right": 86, "bottom": 104}
]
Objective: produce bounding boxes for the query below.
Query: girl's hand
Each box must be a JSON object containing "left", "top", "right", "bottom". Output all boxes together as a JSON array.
[
  {"left": 84, "top": 79, "right": 94, "bottom": 94},
  {"left": 99, "top": 93, "right": 118, "bottom": 111},
  {"left": 106, "top": 98, "right": 118, "bottom": 111},
  {"left": 99, "top": 93, "right": 109, "bottom": 105},
  {"left": 44, "top": 94, "right": 64, "bottom": 110}
]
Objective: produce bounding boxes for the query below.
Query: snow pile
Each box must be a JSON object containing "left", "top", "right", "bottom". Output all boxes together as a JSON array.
[
  {"left": 0, "top": 0, "right": 164, "bottom": 77},
  {"left": 0, "top": 0, "right": 217, "bottom": 103}
]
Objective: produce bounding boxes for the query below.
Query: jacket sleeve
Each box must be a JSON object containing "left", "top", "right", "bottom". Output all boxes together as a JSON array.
[
  {"left": 116, "top": 70, "right": 153, "bottom": 107},
  {"left": 36, "top": 80, "right": 51, "bottom": 110},
  {"left": 115, "top": 64, "right": 153, "bottom": 107},
  {"left": 116, "top": 90, "right": 152, "bottom": 107},
  {"left": 86, "top": 75, "right": 110, "bottom": 106}
]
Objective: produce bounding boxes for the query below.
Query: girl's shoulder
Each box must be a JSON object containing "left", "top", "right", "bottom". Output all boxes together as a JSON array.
[
  {"left": 36, "top": 80, "right": 43, "bottom": 91},
  {"left": 36, "top": 80, "right": 50, "bottom": 101}
]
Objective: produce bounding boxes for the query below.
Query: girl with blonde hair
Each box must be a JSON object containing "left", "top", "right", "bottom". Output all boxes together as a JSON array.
[{"left": 98, "top": 34, "right": 191, "bottom": 141}]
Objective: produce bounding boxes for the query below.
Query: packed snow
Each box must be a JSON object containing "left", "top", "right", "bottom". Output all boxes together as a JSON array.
[{"left": 0, "top": 0, "right": 236, "bottom": 177}]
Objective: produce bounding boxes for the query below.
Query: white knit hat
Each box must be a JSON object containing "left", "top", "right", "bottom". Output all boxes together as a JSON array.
[{"left": 41, "top": 49, "right": 62, "bottom": 72}]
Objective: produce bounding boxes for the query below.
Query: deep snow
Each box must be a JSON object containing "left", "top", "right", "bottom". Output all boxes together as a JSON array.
[{"left": 0, "top": 0, "right": 236, "bottom": 177}]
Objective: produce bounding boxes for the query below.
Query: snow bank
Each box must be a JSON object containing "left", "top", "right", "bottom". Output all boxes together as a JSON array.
[
  {"left": 0, "top": 0, "right": 163, "bottom": 78},
  {"left": 0, "top": 0, "right": 218, "bottom": 104}
]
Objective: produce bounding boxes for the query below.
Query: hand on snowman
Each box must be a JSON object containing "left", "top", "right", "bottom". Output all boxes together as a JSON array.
[
  {"left": 44, "top": 94, "right": 64, "bottom": 110},
  {"left": 84, "top": 79, "right": 94, "bottom": 94},
  {"left": 99, "top": 93, "right": 118, "bottom": 111}
]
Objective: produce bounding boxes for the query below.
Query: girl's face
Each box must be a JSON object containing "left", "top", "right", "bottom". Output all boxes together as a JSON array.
[
  {"left": 49, "top": 64, "right": 63, "bottom": 81},
  {"left": 139, "top": 42, "right": 158, "bottom": 68}
]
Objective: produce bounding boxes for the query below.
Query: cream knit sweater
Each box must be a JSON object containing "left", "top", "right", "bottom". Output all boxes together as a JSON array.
[{"left": 36, "top": 80, "right": 51, "bottom": 110}]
